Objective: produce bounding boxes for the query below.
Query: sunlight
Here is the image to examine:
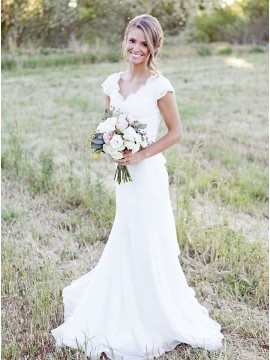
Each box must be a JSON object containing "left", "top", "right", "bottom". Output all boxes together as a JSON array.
[
  {"left": 68, "top": 0, "right": 77, "bottom": 8},
  {"left": 223, "top": 0, "right": 244, "bottom": 6},
  {"left": 224, "top": 56, "right": 254, "bottom": 68}
]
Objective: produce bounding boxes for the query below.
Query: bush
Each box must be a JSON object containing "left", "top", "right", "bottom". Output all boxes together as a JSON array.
[
  {"left": 106, "top": 51, "right": 121, "bottom": 63},
  {"left": 191, "top": 7, "right": 238, "bottom": 43},
  {"left": 249, "top": 45, "right": 266, "bottom": 53},
  {"left": 1, "top": 54, "right": 16, "bottom": 70},
  {"left": 196, "top": 44, "right": 212, "bottom": 56},
  {"left": 216, "top": 45, "right": 233, "bottom": 55}
]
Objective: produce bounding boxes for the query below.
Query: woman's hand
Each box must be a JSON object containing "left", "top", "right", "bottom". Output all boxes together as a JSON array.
[{"left": 114, "top": 149, "right": 145, "bottom": 165}]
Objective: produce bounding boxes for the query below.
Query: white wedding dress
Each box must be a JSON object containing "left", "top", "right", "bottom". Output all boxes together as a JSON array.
[{"left": 51, "top": 72, "right": 224, "bottom": 359}]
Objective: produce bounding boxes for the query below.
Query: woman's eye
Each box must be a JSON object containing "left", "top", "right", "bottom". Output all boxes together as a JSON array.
[
  {"left": 143, "top": 43, "right": 148, "bottom": 47},
  {"left": 129, "top": 39, "right": 135, "bottom": 43}
]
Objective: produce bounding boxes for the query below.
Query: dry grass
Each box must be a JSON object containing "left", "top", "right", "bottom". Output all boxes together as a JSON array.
[{"left": 2, "top": 51, "right": 269, "bottom": 359}]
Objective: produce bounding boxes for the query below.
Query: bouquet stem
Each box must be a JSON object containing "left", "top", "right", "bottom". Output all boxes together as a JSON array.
[{"left": 114, "top": 165, "right": 132, "bottom": 185}]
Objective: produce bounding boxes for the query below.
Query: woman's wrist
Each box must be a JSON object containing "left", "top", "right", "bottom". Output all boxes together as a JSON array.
[{"left": 140, "top": 147, "right": 149, "bottom": 160}]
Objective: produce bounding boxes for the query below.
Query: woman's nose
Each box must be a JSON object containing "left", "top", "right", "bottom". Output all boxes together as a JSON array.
[{"left": 133, "top": 42, "right": 141, "bottom": 52}]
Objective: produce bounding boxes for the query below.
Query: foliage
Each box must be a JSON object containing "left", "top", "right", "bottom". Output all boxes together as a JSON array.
[
  {"left": 74, "top": 0, "right": 189, "bottom": 44},
  {"left": 2, "top": 0, "right": 78, "bottom": 48},
  {"left": 216, "top": 44, "right": 232, "bottom": 55},
  {"left": 191, "top": 6, "right": 240, "bottom": 42},
  {"left": 191, "top": 0, "right": 269, "bottom": 44},
  {"left": 2, "top": 0, "right": 268, "bottom": 49},
  {"left": 243, "top": 0, "right": 269, "bottom": 43},
  {"left": 195, "top": 43, "right": 213, "bottom": 56}
]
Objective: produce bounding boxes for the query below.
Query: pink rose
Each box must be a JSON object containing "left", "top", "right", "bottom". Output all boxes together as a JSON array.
[
  {"left": 127, "top": 114, "right": 136, "bottom": 125},
  {"left": 116, "top": 116, "right": 129, "bottom": 133},
  {"left": 103, "top": 131, "right": 115, "bottom": 144}
]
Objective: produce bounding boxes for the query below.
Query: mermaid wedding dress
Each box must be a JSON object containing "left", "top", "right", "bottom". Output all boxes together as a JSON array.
[{"left": 51, "top": 72, "right": 224, "bottom": 359}]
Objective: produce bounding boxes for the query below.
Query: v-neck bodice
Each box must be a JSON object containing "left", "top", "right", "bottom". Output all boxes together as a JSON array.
[
  {"left": 117, "top": 72, "right": 156, "bottom": 102},
  {"left": 101, "top": 71, "right": 175, "bottom": 143}
]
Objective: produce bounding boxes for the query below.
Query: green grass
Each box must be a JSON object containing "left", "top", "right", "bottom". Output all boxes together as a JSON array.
[
  {"left": 1, "top": 50, "right": 122, "bottom": 71},
  {"left": 192, "top": 164, "right": 268, "bottom": 212},
  {"left": 2, "top": 51, "right": 268, "bottom": 359},
  {"left": 2, "top": 43, "right": 269, "bottom": 71},
  {"left": 1, "top": 205, "right": 21, "bottom": 225}
]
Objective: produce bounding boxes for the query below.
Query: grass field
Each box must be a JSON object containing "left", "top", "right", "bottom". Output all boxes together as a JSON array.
[{"left": 2, "top": 51, "right": 269, "bottom": 359}]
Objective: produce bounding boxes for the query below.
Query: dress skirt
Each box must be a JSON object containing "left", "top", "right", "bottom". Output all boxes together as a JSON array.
[{"left": 51, "top": 153, "right": 224, "bottom": 359}]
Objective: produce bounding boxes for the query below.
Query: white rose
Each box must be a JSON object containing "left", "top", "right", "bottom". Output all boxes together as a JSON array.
[
  {"left": 123, "top": 126, "right": 137, "bottom": 141},
  {"left": 103, "top": 144, "right": 124, "bottom": 160},
  {"left": 124, "top": 139, "right": 141, "bottom": 153},
  {"left": 134, "top": 133, "right": 142, "bottom": 143},
  {"left": 111, "top": 143, "right": 125, "bottom": 152},
  {"left": 98, "top": 117, "right": 117, "bottom": 133},
  {"left": 124, "top": 139, "right": 136, "bottom": 150},
  {"left": 110, "top": 134, "right": 124, "bottom": 149},
  {"left": 141, "top": 138, "right": 149, "bottom": 148},
  {"left": 131, "top": 142, "right": 140, "bottom": 153},
  {"left": 97, "top": 121, "right": 106, "bottom": 133},
  {"left": 103, "top": 143, "right": 114, "bottom": 155},
  {"left": 111, "top": 151, "right": 124, "bottom": 160},
  {"left": 117, "top": 143, "right": 125, "bottom": 151}
]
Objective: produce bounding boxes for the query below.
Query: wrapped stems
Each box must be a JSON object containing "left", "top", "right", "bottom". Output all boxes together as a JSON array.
[{"left": 114, "top": 165, "right": 132, "bottom": 185}]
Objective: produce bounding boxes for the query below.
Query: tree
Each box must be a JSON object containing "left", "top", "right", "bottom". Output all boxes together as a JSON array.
[
  {"left": 243, "top": 0, "right": 269, "bottom": 42},
  {"left": 2, "top": 0, "right": 78, "bottom": 49}
]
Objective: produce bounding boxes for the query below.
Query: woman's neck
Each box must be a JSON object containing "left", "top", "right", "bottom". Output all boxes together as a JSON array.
[{"left": 126, "top": 63, "right": 153, "bottom": 79}]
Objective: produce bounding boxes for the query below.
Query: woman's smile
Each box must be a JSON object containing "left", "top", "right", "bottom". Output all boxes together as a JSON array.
[
  {"left": 124, "top": 27, "right": 151, "bottom": 65},
  {"left": 129, "top": 52, "right": 143, "bottom": 58}
]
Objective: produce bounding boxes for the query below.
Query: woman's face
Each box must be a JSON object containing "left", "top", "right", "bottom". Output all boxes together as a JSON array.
[{"left": 124, "top": 27, "right": 151, "bottom": 66}]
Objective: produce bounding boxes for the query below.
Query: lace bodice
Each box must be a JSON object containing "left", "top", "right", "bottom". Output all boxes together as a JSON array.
[{"left": 101, "top": 72, "right": 175, "bottom": 143}]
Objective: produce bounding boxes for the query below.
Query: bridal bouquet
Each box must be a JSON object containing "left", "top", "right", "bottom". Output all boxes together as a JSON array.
[{"left": 90, "top": 109, "right": 150, "bottom": 184}]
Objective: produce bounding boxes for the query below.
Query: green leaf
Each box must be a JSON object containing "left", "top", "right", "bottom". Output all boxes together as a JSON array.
[
  {"left": 93, "top": 148, "right": 103, "bottom": 153},
  {"left": 92, "top": 138, "right": 104, "bottom": 145},
  {"left": 103, "top": 108, "right": 113, "bottom": 120},
  {"left": 91, "top": 142, "right": 103, "bottom": 149}
]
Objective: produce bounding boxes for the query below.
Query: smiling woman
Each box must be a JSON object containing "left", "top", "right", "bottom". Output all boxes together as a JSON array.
[
  {"left": 51, "top": 14, "right": 224, "bottom": 360},
  {"left": 125, "top": 30, "right": 151, "bottom": 63},
  {"left": 116, "top": 21, "right": 163, "bottom": 101},
  {"left": 122, "top": 14, "right": 163, "bottom": 74}
]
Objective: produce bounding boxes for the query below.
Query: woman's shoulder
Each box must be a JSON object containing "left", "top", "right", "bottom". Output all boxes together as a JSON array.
[
  {"left": 151, "top": 72, "right": 175, "bottom": 100},
  {"left": 101, "top": 72, "right": 121, "bottom": 96},
  {"left": 152, "top": 72, "right": 172, "bottom": 84},
  {"left": 102, "top": 72, "right": 121, "bottom": 82}
]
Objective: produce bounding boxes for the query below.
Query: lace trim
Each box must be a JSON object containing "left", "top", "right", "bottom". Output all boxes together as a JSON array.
[{"left": 156, "top": 89, "right": 174, "bottom": 100}]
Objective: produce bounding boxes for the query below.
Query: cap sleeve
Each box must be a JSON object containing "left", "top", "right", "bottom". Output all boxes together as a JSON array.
[
  {"left": 101, "top": 73, "right": 118, "bottom": 97},
  {"left": 154, "top": 75, "right": 175, "bottom": 100}
]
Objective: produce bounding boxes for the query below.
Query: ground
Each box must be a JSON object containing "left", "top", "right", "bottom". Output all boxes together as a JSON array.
[{"left": 1, "top": 50, "right": 268, "bottom": 359}]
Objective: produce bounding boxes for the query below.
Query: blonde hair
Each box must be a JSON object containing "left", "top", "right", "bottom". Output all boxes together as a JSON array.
[{"left": 122, "top": 14, "right": 164, "bottom": 74}]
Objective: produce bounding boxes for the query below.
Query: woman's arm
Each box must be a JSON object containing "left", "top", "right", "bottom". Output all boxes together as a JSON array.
[
  {"left": 141, "top": 92, "right": 183, "bottom": 158},
  {"left": 105, "top": 95, "right": 111, "bottom": 111},
  {"left": 115, "top": 92, "right": 183, "bottom": 165}
]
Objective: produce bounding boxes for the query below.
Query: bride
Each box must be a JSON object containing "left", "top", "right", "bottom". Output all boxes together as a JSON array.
[{"left": 51, "top": 14, "right": 224, "bottom": 360}]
